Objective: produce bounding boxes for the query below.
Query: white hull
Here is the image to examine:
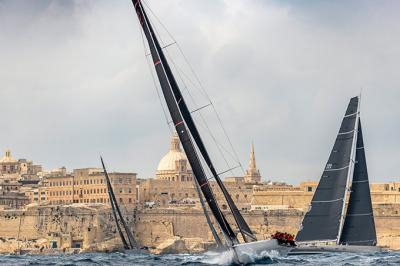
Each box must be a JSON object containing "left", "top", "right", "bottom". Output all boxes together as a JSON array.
[
  {"left": 232, "top": 239, "right": 292, "bottom": 264},
  {"left": 290, "top": 243, "right": 382, "bottom": 255}
]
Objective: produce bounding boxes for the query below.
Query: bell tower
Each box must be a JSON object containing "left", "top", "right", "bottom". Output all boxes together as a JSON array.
[{"left": 244, "top": 142, "right": 261, "bottom": 183}]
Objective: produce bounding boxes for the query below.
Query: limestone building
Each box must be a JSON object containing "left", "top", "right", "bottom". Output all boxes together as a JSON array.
[
  {"left": 244, "top": 143, "right": 261, "bottom": 183},
  {"left": 137, "top": 135, "right": 256, "bottom": 210},
  {"left": 155, "top": 133, "right": 193, "bottom": 182},
  {"left": 0, "top": 149, "right": 42, "bottom": 179},
  {"left": 43, "top": 168, "right": 137, "bottom": 207}
]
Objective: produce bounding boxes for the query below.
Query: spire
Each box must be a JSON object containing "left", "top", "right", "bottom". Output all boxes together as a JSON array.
[
  {"left": 245, "top": 141, "right": 261, "bottom": 183},
  {"left": 170, "top": 132, "right": 181, "bottom": 151},
  {"left": 249, "top": 142, "right": 257, "bottom": 170}
]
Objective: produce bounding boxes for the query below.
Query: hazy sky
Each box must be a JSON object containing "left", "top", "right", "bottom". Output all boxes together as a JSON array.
[{"left": 0, "top": 0, "right": 399, "bottom": 184}]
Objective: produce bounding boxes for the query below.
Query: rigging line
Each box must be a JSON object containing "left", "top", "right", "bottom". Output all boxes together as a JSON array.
[
  {"left": 138, "top": 16, "right": 172, "bottom": 134},
  {"left": 145, "top": 42, "right": 177, "bottom": 57},
  {"left": 191, "top": 103, "right": 212, "bottom": 114},
  {"left": 217, "top": 165, "right": 242, "bottom": 176},
  {"left": 159, "top": 43, "right": 238, "bottom": 175},
  {"left": 159, "top": 47, "right": 240, "bottom": 174},
  {"left": 142, "top": 0, "right": 244, "bottom": 174},
  {"left": 140, "top": 4, "right": 252, "bottom": 241},
  {"left": 142, "top": 0, "right": 242, "bottom": 175},
  {"left": 137, "top": 2, "right": 235, "bottom": 242}
]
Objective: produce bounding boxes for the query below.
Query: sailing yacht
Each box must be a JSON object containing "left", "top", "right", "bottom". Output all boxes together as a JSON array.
[
  {"left": 131, "top": 0, "right": 293, "bottom": 263},
  {"left": 100, "top": 157, "right": 138, "bottom": 250},
  {"left": 292, "top": 96, "right": 381, "bottom": 254}
]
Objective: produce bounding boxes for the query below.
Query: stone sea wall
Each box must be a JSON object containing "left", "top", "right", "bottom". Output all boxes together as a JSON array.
[{"left": 0, "top": 204, "right": 399, "bottom": 254}]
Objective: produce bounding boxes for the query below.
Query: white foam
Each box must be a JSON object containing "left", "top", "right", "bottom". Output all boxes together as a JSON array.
[{"left": 202, "top": 248, "right": 280, "bottom": 265}]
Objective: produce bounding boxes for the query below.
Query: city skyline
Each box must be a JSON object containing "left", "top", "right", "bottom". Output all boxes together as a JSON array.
[{"left": 0, "top": 0, "right": 399, "bottom": 184}]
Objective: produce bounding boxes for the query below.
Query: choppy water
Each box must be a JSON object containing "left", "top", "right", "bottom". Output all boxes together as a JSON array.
[{"left": 0, "top": 251, "right": 399, "bottom": 266}]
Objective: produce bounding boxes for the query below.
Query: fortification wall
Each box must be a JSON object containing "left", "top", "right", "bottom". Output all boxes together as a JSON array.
[{"left": 0, "top": 204, "right": 399, "bottom": 253}]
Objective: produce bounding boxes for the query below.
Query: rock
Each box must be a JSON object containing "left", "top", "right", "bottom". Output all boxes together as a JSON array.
[{"left": 153, "top": 236, "right": 188, "bottom": 254}]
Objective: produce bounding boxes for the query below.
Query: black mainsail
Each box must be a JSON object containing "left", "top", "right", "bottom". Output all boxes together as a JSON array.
[
  {"left": 131, "top": 0, "right": 256, "bottom": 244},
  {"left": 132, "top": 0, "right": 239, "bottom": 245},
  {"left": 296, "top": 97, "right": 359, "bottom": 242},
  {"left": 101, "top": 157, "right": 137, "bottom": 249},
  {"left": 339, "top": 118, "right": 377, "bottom": 246}
]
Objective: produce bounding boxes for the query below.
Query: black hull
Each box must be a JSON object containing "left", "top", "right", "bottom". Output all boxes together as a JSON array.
[{"left": 289, "top": 244, "right": 382, "bottom": 255}]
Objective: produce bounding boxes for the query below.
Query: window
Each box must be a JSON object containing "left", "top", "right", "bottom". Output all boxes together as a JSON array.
[{"left": 307, "top": 187, "right": 313, "bottom": 192}]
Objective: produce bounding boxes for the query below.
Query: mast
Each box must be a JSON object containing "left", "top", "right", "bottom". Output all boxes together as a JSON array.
[
  {"left": 132, "top": 0, "right": 255, "bottom": 243},
  {"left": 296, "top": 96, "right": 359, "bottom": 243},
  {"left": 194, "top": 178, "right": 223, "bottom": 247},
  {"left": 132, "top": 0, "right": 238, "bottom": 245},
  {"left": 339, "top": 118, "right": 377, "bottom": 246},
  {"left": 336, "top": 99, "right": 360, "bottom": 244},
  {"left": 146, "top": 15, "right": 253, "bottom": 244},
  {"left": 101, "top": 157, "right": 138, "bottom": 249}
]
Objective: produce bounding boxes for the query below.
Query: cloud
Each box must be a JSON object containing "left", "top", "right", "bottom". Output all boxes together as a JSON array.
[{"left": 0, "top": 0, "right": 399, "bottom": 184}]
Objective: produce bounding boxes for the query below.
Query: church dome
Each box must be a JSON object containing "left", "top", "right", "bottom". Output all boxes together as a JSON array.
[
  {"left": 156, "top": 133, "right": 191, "bottom": 172},
  {"left": 0, "top": 149, "right": 17, "bottom": 163}
]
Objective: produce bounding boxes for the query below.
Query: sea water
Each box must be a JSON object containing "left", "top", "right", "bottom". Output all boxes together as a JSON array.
[{"left": 0, "top": 250, "right": 399, "bottom": 265}]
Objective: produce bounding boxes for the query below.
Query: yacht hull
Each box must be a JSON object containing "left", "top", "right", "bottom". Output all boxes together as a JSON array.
[
  {"left": 233, "top": 239, "right": 292, "bottom": 264},
  {"left": 289, "top": 244, "right": 382, "bottom": 255}
]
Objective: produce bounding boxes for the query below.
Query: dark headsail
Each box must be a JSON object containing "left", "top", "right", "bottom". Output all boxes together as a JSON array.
[
  {"left": 296, "top": 97, "right": 359, "bottom": 242},
  {"left": 132, "top": 0, "right": 238, "bottom": 245},
  {"left": 131, "top": 0, "right": 256, "bottom": 243},
  {"left": 194, "top": 179, "right": 223, "bottom": 247},
  {"left": 101, "top": 157, "right": 138, "bottom": 249},
  {"left": 340, "top": 118, "right": 377, "bottom": 246}
]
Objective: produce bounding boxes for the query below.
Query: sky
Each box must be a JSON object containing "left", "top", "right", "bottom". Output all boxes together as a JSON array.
[{"left": 0, "top": 0, "right": 399, "bottom": 184}]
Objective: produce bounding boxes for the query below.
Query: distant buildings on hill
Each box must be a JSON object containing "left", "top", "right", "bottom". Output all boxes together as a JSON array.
[{"left": 0, "top": 134, "right": 399, "bottom": 211}]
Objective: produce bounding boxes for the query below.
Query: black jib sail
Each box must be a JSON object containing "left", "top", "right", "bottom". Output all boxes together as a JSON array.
[
  {"left": 194, "top": 179, "right": 223, "bottom": 247},
  {"left": 101, "top": 157, "right": 138, "bottom": 249},
  {"left": 296, "top": 97, "right": 359, "bottom": 242},
  {"left": 132, "top": 0, "right": 238, "bottom": 245},
  {"left": 340, "top": 118, "right": 377, "bottom": 246},
  {"left": 131, "top": 0, "right": 256, "bottom": 244}
]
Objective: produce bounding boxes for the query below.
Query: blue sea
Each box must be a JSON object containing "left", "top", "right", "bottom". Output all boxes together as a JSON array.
[{"left": 0, "top": 251, "right": 399, "bottom": 266}]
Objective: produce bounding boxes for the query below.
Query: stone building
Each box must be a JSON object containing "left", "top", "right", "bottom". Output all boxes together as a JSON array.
[
  {"left": 251, "top": 181, "right": 400, "bottom": 211},
  {"left": 155, "top": 133, "right": 193, "bottom": 182},
  {"left": 43, "top": 168, "right": 137, "bottom": 207},
  {"left": 0, "top": 178, "right": 30, "bottom": 208},
  {"left": 0, "top": 149, "right": 42, "bottom": 179},
  {"left": 244, "top": 143, "right": 262, "bottom": 183},
  {"left": 137, "top": 134, "right": 256, "bottom": 210}
]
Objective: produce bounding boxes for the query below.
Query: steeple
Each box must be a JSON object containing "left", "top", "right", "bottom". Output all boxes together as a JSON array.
[
  {"left": 244, "top": 142, "right": 261, "bottom": 183},
  {"left": 249, "top": 142, "right": 257, "bottom": 170},
  {"left": 170, "top": 132, "right": 181, "bottom": 151}
]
